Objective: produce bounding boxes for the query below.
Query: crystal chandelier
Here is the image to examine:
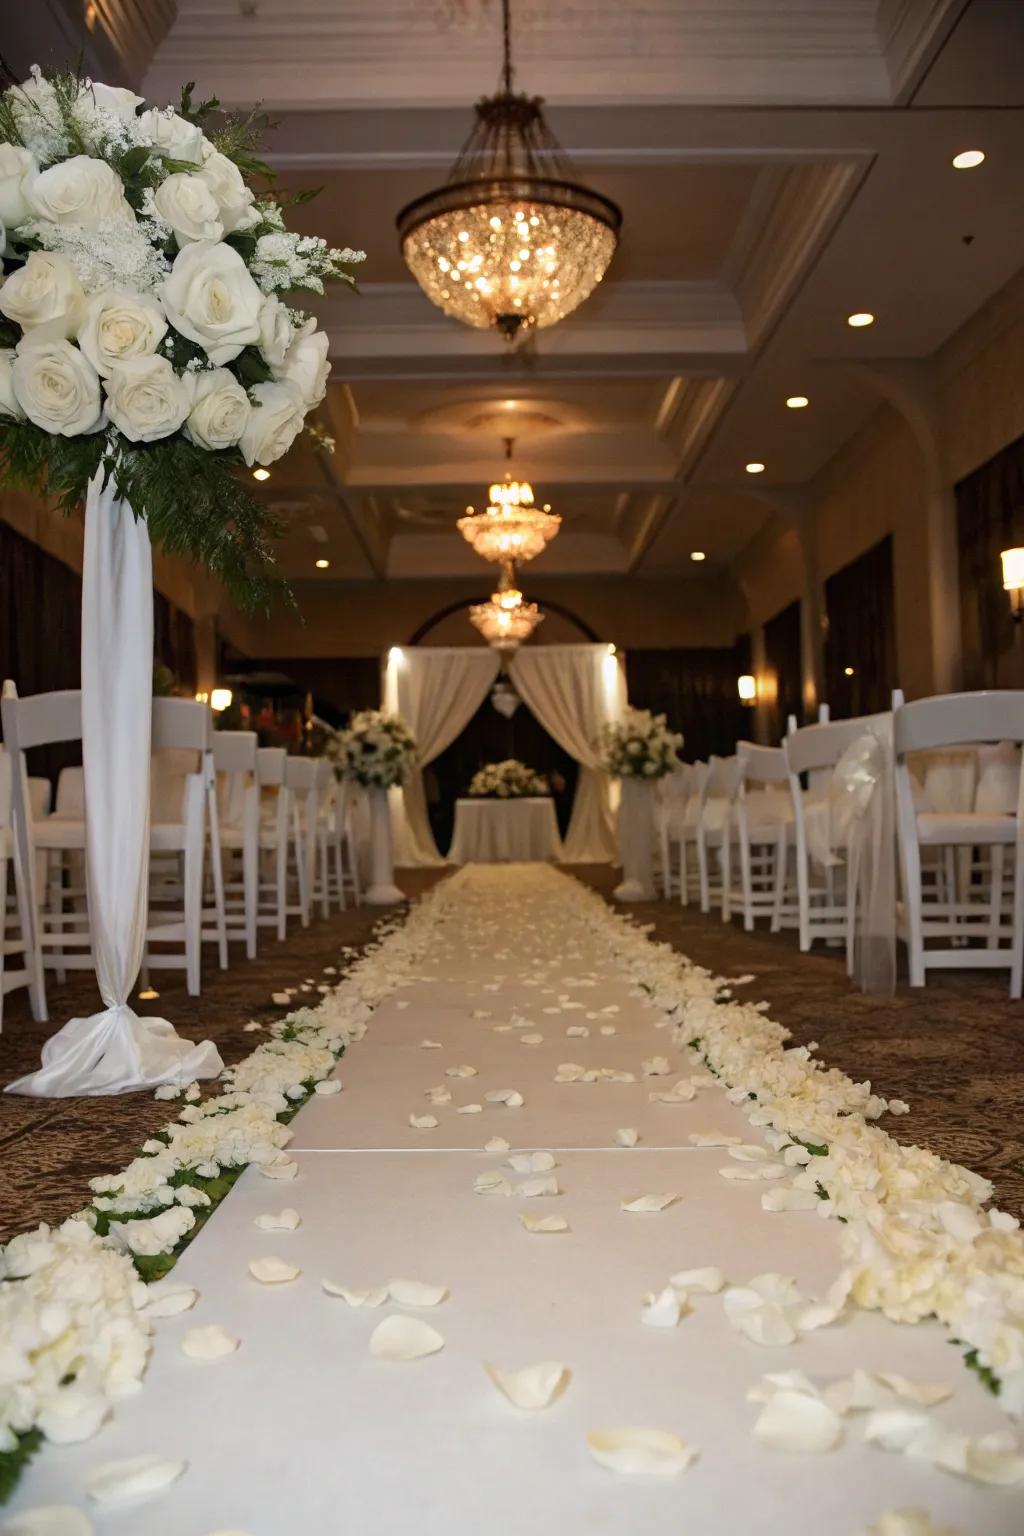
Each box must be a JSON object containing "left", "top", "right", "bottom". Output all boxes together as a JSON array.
[
  {"left": 396, "top": 0, "right": 622, "bottom": 343},
  {"left": 469, "top": 559, "right": 544, "bottom": 652},
  {"left": 457, "top": 439, "right": 561, "bottom": 564}
]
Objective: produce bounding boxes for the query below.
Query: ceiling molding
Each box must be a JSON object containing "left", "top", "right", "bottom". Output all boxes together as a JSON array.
[{"left": 877, "top": 0, "right": 971, "bottom": 102}]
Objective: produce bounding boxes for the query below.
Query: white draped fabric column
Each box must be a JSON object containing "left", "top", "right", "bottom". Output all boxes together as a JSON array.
[
  {"left": 509, "top": 644, "right": 626, "bottom": 863},
  {"left": 6, "top": 472, "right": 222, "bottom": 1097},
  {"left": 383, "top": 647, "right": 501, "bottom": 866}
]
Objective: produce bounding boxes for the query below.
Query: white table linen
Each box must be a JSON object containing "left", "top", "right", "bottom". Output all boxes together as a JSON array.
[{"left": 448, "top": 796, "right": 564, "bottom": 864}]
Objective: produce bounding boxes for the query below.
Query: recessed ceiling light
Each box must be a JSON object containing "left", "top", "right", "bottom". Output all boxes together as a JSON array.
[
  {"left": 844, "top": 665, "right": 855, "bottom": 676},
  {"left": 847, "top": 312, "right": 875, "bottom": 328},
  {"left": 786, "top": 395, "right": 809, "bottom": 409},
  {"left": 952, "top": 149, "right": 985, "bottom": 170},
  {"left": 315, "top": 558, "right": 330, "bottom": 569},
  {"left": 252, "top": 467, "right": 271, "bottom": 481},
  {"left": 745, "top": 461, "right": 765, "bottom": 475},
  {"left": 690, "top": 550, "right": 706, "bottom": 562}
]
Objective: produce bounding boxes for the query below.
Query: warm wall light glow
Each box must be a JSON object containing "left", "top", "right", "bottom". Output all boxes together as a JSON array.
[
  {"left": 210, "top": 687, "right": 233, "bottom": 713},
  {"left": 1001, "top": 547, "right": 1024, "bottom": 621},
  {"left": 786, "top": 395, "right": 809, "bottom": 409},
  {"left": 315, "top": 558, "right": 330, "bottom": 569},
  {"left": 847, "top": 312, "right": 875, "bottom": 328},
  {"left": 952, "top": 149, "right": 985, "bottom": 170},
  {"left": 252, "top": 467, "right": 271, "bottom": 481},
  {"left": 737, "top": 674, "right": 757, "bottom": 703},
  {"left": 844, "top": 666, "right": 855, "bottom": 677},
  {"left": 194, "top": 691, "right": 209, "bottom": 704},
  {"left": 745, "top": 461, "right": 765, "bottom": 475},
  {"left": 689, "top": 550, "right": 706, "bottom": 562}
]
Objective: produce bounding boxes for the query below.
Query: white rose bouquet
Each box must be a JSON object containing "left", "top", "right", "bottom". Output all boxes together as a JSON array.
[
  {"left": 468, "top": 760, "right": 549, "bottom": 798},
  {"left": 600, "top": 707, "right": 683, "bottom": 779},
  {"left": 0, "top": 71, "right": 364, "bottom": 607},
  {"left": 327, "top": 710, "right": 417, "bottom": 790}
]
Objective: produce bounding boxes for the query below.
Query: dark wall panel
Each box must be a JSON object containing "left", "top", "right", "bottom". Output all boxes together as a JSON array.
[
  {"left": 763, "top": 599, "right": 803, "bottom": 743},
  {"left": 957, "top": 432, "right": 1024, "bottom": 689},
  {"left": 625, "top": 642, "right": 750, "bottom": 762},
  {"left": 824, "top": 534, "right": 897, "bottom": 716}
]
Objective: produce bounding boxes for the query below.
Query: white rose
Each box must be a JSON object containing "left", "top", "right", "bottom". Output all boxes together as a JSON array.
[
  {"left": 239, "top": 379, "right": 306, "bottom": 467},
  {"left": 80, "top": 82, "right": 144, "bottom": 123},
  {"left": 153, "top": 172, "right": 224, "bottom": 246},
  {"left": 77, "top": 289, "right": 167, "bottom": 377},
  {"left": 0, "top": 250, "right": 84, "bottom": 337},
  {"left": 0, "top": 143, "right": 38, "bottom": 229},
  {"left": 137, "top": 108, "right": 204, "bottom": 164},
  {"left": 185, "top": 367, "right": 251, "bottom": 450},
  {"left": 197, "top": 150, "right": 255, "bottom": 234},
  {"left": 257, "top": 294, "right": 294, "bottom": 369},
  {"left": 272, "top": 320, "right": 330, "bottom": 408},
  {"left": 159, "top": 240, "right": 262, "bottom": 365},
  {"left": 0, "top": 349, "right": 23, "bottom": 419},
  {"left": 27, "top": 155, "right": 133, "bottom": 230},
  {"left": 12, "top": 336, "right": 105, "bottom": 436},
  {"left": 105, "top": 353, "right": 192, "bottom": 442}
]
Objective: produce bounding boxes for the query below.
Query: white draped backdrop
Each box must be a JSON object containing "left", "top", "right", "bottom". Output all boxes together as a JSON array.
[{"left": 382, "top": 643, "right": 626, "bottom": 867}]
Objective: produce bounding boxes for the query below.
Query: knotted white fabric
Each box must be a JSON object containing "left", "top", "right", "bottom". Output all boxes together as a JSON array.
[
  {"left": 6, "top": 471, "right": 222, "bottom": 1096},
  {"left": 383, "top": 647, "right": 501, "bottom": 866},
  {"left": 510, "top": 645, "right": 626, "bottom": 863},
  {"left": 829, "top": 719, "right": 897, "bottom": 996}
]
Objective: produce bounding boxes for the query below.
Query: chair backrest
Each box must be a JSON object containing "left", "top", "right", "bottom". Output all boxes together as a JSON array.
[
  {"left": 893, "top": 691, "right": 1024, "bottom": 756},
  {"left": 152, "top": 697, "right": 211, "bottom": 753},
  {"left": 737, "top": 740, "right": 788, "bottom": 788},
  {"left": 27, "top": 777, "right": 51, "bottom": 818},
  {"left": 705, "top": 754, "right": 739, "bottom": 799},
  {"left": 1, "top": 683, "right": 82, "bottom": 751},
  {"left": 285, "top": 756, "right": 316, "bottom": 792},
  {"left": 313, "top": 757, "right": 334, "bottom": 790},
  {"left": 784, "top": 716, "right": 879, "bottom": 777},
  {"left": 56, "top": 766, "right": 85, "bottom": 818},
  {"left": 256, "top": 747, "right": 287, "bottom": 787},
  {"left": 212, "top": 730, "right": 258, "bottom": 774}
]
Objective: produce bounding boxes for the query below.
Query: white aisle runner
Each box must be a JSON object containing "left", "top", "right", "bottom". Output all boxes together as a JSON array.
[{"left": 9, "top": 867, "right": 1019, "bottom": 1534}]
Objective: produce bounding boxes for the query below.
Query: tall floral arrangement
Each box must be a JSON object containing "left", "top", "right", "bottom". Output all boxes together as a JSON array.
[
  {"left": 600, "top": 707, "right": 682, "bottom": 779},
  {"left": 468, "top": 759, "right": 549, "bottom": 798},
  {"left": 0, "top": 69, "right": 364, "bottom": 606},
  {"left": 327, "top": 709, "right": 417, "bottom": 789}
]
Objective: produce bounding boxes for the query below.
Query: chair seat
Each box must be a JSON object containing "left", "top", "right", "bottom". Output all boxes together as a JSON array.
[
  {"left": 917, "top": 810, "right": 1016, "bottom": 846},
  {"left": 34, "top": 816, "right": 86, "bottom": 849}
]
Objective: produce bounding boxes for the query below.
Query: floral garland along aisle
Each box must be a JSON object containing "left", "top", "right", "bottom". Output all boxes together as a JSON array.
[
  {"left": 0, "top": 69, "right": 364, "bottom": 1096},
  {"left": 2, "top": 867, "right": 1022, "bottom": 1506}
]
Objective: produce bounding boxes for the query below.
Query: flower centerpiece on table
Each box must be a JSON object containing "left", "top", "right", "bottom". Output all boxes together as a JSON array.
[
  {"left": 468, "top": 760, "right": 550, "bottom": 798},
  {"left": 0, "top": 69, "right": 365, "bottom": 606},
  {"left": 327, "top": 709, "right": 417, "bottom": 789},
  {"left": 600, "top": 708, "right": 682, "bottom": 779}
]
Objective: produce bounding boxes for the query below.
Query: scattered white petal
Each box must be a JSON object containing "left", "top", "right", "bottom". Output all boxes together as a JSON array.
[
  {"left": 248, "top": 1256, "right": 300, "bottom": 1285},
  {"left": 181, "top": 1325, "right": 239, "bottom": 1362},
  {"left": 139, "top": 1283, "right": 198, "bottom": 1318},
  {"left": 861, "top": 1512, "right": 959, "bottom": 1536},
  {"left": 599, "top": 1024, "right": 617, "bottom": 1035},
  {"left": 369, "top": 1315, "right": 444, "bottom": 1362},
  {"left": 587, "top": 1427, "right": 696, "bottom": 1477},
  {"left": 508, "top": 1152, "right": 556, "bottom": 1173},
  {"left": 0, "top": 1511, "right": 93, "bottom": 1536},
  {"left": 520, "top": 1214, "right": 570, "bottom": 1234},
  {"left": 271, "top": 991, "right": 290, "bottom": 1005},
  {"left": 642, "top": 1056, "right": 671, "bottom": 1076},
  {"left": 641, "top": 1286, "right": 681, "bottom": 1328},
  {"left": 877, "top": 1374, "right": 952, "bottom": 1408},
  {"left": 689, "top": 1132, "right": 742, "bottom": 1147},
  {"left": 420, "top": 1040, "right": 442, "bottom": 1050},
  {"left": 409, "top": 1114, "right": 438, "bottom": 1130},
  {"left": 729, "top": 1144, "right": 771, "bottom": 1162},
  {"left": 425, "top": 1087, "right": 452, "bottom": 1106},
  {"left": 863, "top": 1407, "right": 933, "bottom": 1453},
  {"left": 649, "top": 1080, "right": 696, "bottom": 1104},
  {"left": 259, "top": 1158, "right": 298, "bottom": 1181},
  {"left": 485, "top": 1361, "right": 568, "bottom": 1410},
  {"left": 753, "top": 1390, "right": 843, "bottom": 1453},
  {"left": 485, "top": 1088, "right": 524, "bottom": 1107},
  {"left": 322, "top": 1280, "right": 388, "bottom": 1307},
  {"left": 475, "top": 1170, "right": 512, "bottom": 1197},
  {"left": 615, "top": 1128, "right": 639, "bottom": 1147},
  {"left": 722, "top": 1287, "right": 796, "bottom": 1346},
  {"left": 520, "top": 1033, "right": 544, "bottom": 1046},
  {"left": 242, "top": 1022, "right": 263, "bottom": 1034},
  {"left": 457, "top": 1103, "right": 483, "bottom": 1115},
  {"left": 387, "top": 1278, "right": 448, "bottom": 1307},
  {"left": 485, "top": 1137, "right": 510, "bottom": 1154},
  {"left": 747, "top": 1371, "right": 820, "bottom": 1404},
  {"left": 621, "top": 1193, "right": 679, "bottom": 1213},
  {"left": 445, "top": 1065, "right": 478, "bottom": 1078},
  {"left": 566, "top": 1025, "right": 590, "bottom": 1038},
  {"left": 86, "top": 1457, "right": 186, "bottom": 1506},
  {"left": 669, "top": 1266, "right": 724, "bottom": 1294},
  {"left": 515, "top": 1176, "right": 559, "bottom": 1198},
  {"left": 761, "top": 1186, "right": 822, "bottom": 1213},
  {"left": 314, "top": 1079, "right": 341, "bottom": 1096}
]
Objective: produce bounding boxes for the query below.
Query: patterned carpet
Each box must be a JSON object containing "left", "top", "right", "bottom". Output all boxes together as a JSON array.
[{"left": 1, "top": 864, "right": 1022, "bottom": 1240}]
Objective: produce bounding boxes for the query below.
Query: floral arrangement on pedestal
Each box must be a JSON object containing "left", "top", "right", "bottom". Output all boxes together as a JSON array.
[
  {"left": 599, "top": 707, "right": 682, "bottom": 779},
  {"left": 0, "top": 69, "right": 364, "bottom": 604},
  {"left": 468, "top": 759, "right": 550, "bottom": 798},
  {"left": 327, "top": 709, "right": 417, "bottom": 789}
]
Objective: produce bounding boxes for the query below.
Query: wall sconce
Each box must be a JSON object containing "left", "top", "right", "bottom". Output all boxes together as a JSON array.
[
  {"left": 737, "top": 674, "right": 757, "bottom": 705},
  {"left": 210, "top": 687, "right": 233, "bottom": 713},
  {"left": 194, "top": 691, "right": 209, "bottom": 705},
  {"left": 1001, "top": 548, "right": 1024, "bottom": 622}
]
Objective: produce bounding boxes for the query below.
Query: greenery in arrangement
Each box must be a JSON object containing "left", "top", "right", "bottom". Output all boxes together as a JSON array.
[
  {"left": 468, "top": 759, "right": 549, "bottom": 797},
  {"left": 599, "top": 706, "right": 683, "bottom": 778},
  {"left": 325, "top": 708, "right": 418, "bottom": 789},
  {"left": 0, "top": 68, "right": 365, "bottom": 610}
]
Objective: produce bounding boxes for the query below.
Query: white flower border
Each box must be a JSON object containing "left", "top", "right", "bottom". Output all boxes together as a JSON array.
[{"left": 2, "top": 867, "right": 1021, "bottom": 1497}]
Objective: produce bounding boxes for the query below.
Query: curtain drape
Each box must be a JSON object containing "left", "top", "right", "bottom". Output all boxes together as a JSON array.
[
  {"left": 383, "top": 647, "right": 501, "bottom": 865},
  {"left": 509, "top": 644, "right": 626, "bottom": 863}
]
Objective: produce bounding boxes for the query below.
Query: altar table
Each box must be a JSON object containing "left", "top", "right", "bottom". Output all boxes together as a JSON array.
[{"left": 448, "top": 795, "right": 564, "bottom": 863}]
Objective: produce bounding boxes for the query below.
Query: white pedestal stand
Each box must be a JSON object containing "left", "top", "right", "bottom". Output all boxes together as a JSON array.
[
  {"left": 364, "top": 783, "right": 405, "bottom": 904},
  {"left": 613, "top": 774, "right": 657, "bottom": 902}
]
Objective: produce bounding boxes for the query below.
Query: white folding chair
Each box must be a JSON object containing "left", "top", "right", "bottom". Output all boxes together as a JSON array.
[
  {"left": 285, "top": 756, "right": 317, "bottom": 929},
  {"left": 213, "top": 730, "right": 260, "bottom": 960},
  {"left": 696, "top": 755, "right": 738, "bottom": 918},
  {"left": 0, "top": 746, "right": 46, "bottom": 1029},
  {"left": 673, "top": 761, "right": 706, "bottom": 907},
  {"left": 784, "top": 715, "right": 879, "bottom": 953},
  {"left": 732, "top": 742, "right": 794, "bottom": 931},
  {"left": 655, "top": 763, "right": 691, "bottom": 899},
  {"left": 311, "top": 757, "right": 335, "bottom": 920},
  {"left": 894, "top": 690, "right": 1024, "bottom": 996},
  {"left": 330, "top": 776, "right": 362, "bottom": 910},
  {"left": 253, "top": 750, "right": 311, "bottom": 938}
]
